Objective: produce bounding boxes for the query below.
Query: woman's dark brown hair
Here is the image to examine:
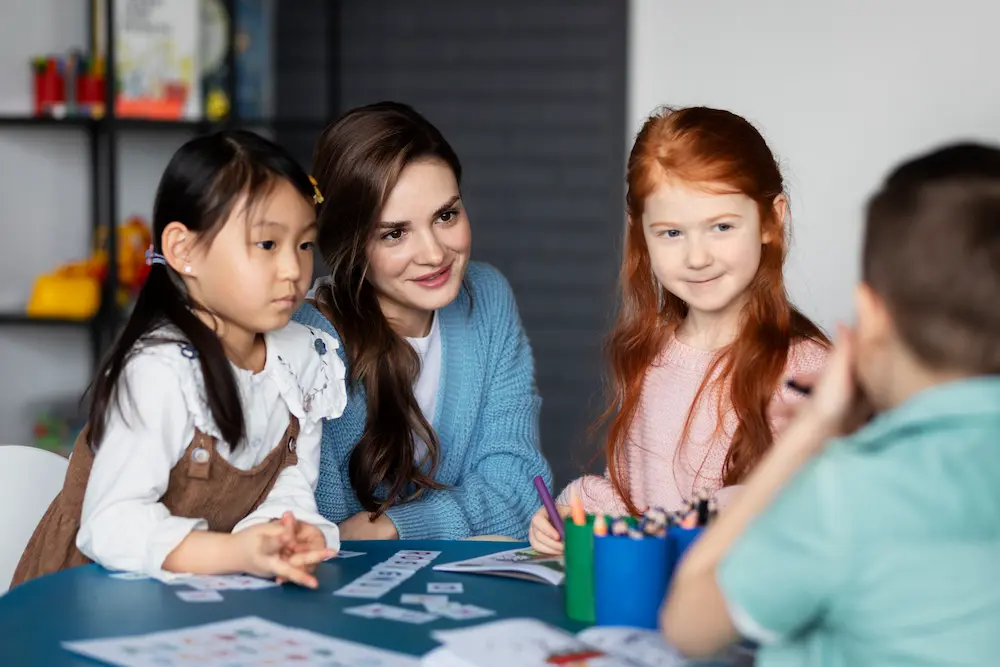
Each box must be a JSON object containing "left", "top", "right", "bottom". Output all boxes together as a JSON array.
[{"left": 311, "top": 101, "right": 461, "bottom": 516}]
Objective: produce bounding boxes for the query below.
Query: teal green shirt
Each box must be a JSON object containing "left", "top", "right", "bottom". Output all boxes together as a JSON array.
[{"left": 718, "top": 377, "right": 1000, "bottom": 667}]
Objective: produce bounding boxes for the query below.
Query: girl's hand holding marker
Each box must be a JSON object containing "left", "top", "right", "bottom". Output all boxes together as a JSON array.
[
  {"left": 530, "top": 474, "right": 572, "bottom": 555},
  {"left": 529, "top": 502, "right": 572, "bottom": 555}
]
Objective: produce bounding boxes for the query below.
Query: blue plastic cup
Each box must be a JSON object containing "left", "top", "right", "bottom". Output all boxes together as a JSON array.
[
  {"left": 592, "top": 534, "right": 669, "bottom": 629},
  {"left": 666, "top": 526, "right": 704, "bottom": 582}
]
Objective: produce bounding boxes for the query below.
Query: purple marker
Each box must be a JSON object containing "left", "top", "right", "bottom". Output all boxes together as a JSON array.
[{"left": 533, "top": 475, "right": 565, "bottom": 541}]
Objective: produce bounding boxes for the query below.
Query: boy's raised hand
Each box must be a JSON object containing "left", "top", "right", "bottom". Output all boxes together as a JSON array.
[{"left": 786, "top": 324, "right": 875, "bottom": 446}]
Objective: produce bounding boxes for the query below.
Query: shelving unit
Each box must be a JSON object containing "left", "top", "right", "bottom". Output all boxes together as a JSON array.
[
  {"left": 1, "top": 0, "right": 336, "bottom": 451},
  {"left": 0, "top": 0, "right": 261, "bottom": 371}
]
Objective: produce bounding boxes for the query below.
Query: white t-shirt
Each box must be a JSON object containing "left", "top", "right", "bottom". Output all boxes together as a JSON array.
[
  {"left": 308, "top": 278, "right": 443, "bottom": 462},
  {"left": 405, "top": 312, "right": 442, "bottom": 463},
  {"left": 76, "top": 322, "right": 347, "bottom": 581}
]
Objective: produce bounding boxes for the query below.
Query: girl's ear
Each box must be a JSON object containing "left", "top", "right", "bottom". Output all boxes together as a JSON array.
[
  {"left": 161, "top": 222, "right": 195, "bottom": 275},
  {"left": 763, "top": 194, "right": 788, "bottom": 245}
]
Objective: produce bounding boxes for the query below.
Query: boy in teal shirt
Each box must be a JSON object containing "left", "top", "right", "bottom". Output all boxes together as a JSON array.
[{"left": 662, "top": 143, "right": 1000, "bottom": 666}]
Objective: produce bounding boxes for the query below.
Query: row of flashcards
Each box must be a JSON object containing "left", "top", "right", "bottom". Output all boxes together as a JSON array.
[
  {"left": 344, "top": 590, "right": 495, "bottom": 625},
  {"left": 333, "top": 550, "right": 442, "bottom": 599}
]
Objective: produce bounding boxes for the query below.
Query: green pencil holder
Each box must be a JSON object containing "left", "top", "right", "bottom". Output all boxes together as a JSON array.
[{"left": 563, "top": 514, "right": 596, "bottom": 623}]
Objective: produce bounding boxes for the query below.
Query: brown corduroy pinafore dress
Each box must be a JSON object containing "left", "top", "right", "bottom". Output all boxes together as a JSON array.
[{"left": 10, "top": 414, "right": 300, "bottom": 590}]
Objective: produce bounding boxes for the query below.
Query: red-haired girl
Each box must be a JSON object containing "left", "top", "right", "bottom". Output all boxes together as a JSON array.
[{"left": 530, "top": 107, "right": 829, "bottom": 554}]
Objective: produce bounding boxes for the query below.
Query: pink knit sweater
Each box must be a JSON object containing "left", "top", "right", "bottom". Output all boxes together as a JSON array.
[{"left": 556, "top": 336, "right": 829, "bottom": 514}]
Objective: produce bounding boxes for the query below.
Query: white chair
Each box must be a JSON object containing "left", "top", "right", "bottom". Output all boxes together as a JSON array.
[{"left": 0, "top": 445, "right": 68, "bottom": 595}]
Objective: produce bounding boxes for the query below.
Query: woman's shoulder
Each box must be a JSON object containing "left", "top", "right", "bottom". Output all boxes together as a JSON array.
[
  {"left": 452, "top": 261, "right": 518, "bottom": 322},
  {"left": 291, "top": 301, "right": 344, "bottom": 342},
  {"left": 463, "top": 260, "right": 510, "bottom": 293}
]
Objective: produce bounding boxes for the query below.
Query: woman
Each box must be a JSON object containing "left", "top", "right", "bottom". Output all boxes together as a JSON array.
[{"left": 293, "top": 101, "right": 553, "bottom": 540}]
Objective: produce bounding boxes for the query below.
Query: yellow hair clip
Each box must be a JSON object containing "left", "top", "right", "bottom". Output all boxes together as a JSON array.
[{"left": 309, "top": 175, "right": 324, "bottom": 204}]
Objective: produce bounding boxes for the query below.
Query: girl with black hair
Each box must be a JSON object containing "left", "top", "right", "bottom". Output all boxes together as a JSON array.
[{"left": 12, "top": 130, "right": 346, "bottom": 590}]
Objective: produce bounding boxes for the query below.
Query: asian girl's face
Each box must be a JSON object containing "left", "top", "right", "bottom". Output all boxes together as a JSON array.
[{"left": 165, "top": 178, "right": 317, "bottom": 346}]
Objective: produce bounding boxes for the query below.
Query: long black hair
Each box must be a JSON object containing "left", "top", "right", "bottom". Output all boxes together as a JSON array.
[
  {"left": 311, "top": 101, "right": 463, "bottom": 515},
  {"left": 85, "top": 130, "right": 315, "bottom": 451}
]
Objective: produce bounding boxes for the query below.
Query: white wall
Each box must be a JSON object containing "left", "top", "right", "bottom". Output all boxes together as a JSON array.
[
  {"left": 0, "top": 0, "right": 189, "bottom": 444},
  {"left": 629, "top": 0, "right": 1000, "bottom": 331}
]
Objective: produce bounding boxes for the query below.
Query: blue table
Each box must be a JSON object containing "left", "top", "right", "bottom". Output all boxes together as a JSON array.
[{"left": 0, "top": 540, "right": 588, "bottom": 665}]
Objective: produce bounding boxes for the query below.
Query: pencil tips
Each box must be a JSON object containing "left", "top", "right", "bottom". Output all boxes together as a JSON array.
[
  {"left": 569, "top": 488, "right": 587, "bottom": 526},
  {"left": 593, "top": 512, "right": 608, "bottom": 536}
]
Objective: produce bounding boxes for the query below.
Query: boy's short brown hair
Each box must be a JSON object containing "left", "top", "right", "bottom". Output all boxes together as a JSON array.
[{"left": 864, "top": 143, "right": 1000, "bottom": 373}]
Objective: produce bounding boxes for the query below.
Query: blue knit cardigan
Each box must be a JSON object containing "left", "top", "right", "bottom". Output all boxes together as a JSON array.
[{"left": 292, "top": 262, "right": 553, "bottom": 540}]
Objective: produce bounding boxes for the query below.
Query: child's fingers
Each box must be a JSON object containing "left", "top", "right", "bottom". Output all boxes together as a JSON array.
[
  {"left": 529, "top": 517, "right": 564, "bottom": 555},
  {"left": 269, "top": 559, "right": 318, "bottom": 589},
  {"left": 287, "top": 548, "right": 337, "bottom": 570},
  {"left": 257, "top": 524, "right": 291, "bottom": 554},
  {"left": 280, "top": 512, "right": 297, "bottom": 543},
  {"left": 533, "top": 512, "right": 561, "bottom": 541},
  {"left": 531, "top": 531, "right": 565, "bottom": 555}
]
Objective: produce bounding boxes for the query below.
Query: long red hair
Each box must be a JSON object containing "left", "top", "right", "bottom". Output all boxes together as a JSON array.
[{"left": 601, "top": 107, "right": 829, "bottom": 515}]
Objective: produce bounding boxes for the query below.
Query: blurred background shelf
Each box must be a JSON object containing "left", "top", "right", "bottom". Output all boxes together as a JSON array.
[
  {"left": 1, "top": 0, "right": 628, "bottom": 486},
  {"left": 0, "top": 313, "right": 93, "bottom": 327},
  {"left": 0, "top": 115, "right": 93, "bottom": 127}
]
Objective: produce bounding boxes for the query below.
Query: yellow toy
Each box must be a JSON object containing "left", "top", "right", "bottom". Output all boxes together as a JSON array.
[{"left": 26, "top": 216, "right": 153, "bottom": 320}]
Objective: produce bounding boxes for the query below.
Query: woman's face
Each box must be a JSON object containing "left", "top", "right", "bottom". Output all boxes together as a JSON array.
[{"left": 365, "top": 157, "right": 472, "bottom": 337}]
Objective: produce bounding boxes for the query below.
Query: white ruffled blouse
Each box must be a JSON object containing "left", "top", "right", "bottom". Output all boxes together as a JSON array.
[{"left": 76, "top": 321, "right": 347, "bottom": 580}]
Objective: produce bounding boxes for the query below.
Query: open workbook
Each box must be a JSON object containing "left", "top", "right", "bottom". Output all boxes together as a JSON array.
[
  {"left": 421, "top": 618, "right": 755, "bottom": 667},
  {"left": 432, "top": 548, "right": 565, "bottom": 585}
]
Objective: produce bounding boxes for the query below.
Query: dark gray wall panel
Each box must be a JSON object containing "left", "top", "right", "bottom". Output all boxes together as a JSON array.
[{"left": 276, "top": 0, "right": 627, "bottom": 489}]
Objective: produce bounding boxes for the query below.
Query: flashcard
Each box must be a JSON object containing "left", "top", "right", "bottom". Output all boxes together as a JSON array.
[
  {"left": 392, "top": 608, "right": 439, "bottom": 625},
  {"left": 423, "top": 598, "right": 454, "bottom": 613},
  {"left": 395, "top": 550, "right": 442, "bottom": 558},
  {"left": 437, "top": 604, "right": 496, "bottom": 621},
  {"left": 365, "top": 566, "right": 417, "bottom": 579},
  {"left": 428, "top": 582, "right": 463, "bottom": 594},
  {"left": 62, "top": 616, "right": 421, "bottom": 667},
  {"left": 343, "top": 603, "right": 394, "bottom": 619},
  {"left": 334, "top": 582, "right": 390, "bottom": 599},
  {"left": 180, "top": 574, "right": 279, "bottom": 591},
  {"left": 176, "top": 590, "right": 223, "bottom": 603},
  {"left": 109, "top": 571, "right": 150, "bottom": 581},
  {"left": 344, "top": 604, "right": 438, "bottom": 625},
  {"left": 333, "top": 550, "right": 442, "bottom": 601},
  {"left": 383, "top": 558, "right": 427, "bottom": 570},
  {"left": 335, "top": 550, "right": 367, "bottom": 558},
  {"left": 372, "top": 561, "right": 426, "bottom": 574},
  {"left": 400, "top": 594, "right": 449, "bottom": 606}
]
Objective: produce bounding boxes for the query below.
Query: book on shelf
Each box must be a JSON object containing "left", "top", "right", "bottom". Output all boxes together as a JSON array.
[
  {"left": 200, "top": 0, "right": 276, "bottom": 122},
  {"left": 108, "top": 0, "right": 202, "bottom": 120},
  {"left": 94, "top": 0, "right": 275, "bottom": 123}
]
